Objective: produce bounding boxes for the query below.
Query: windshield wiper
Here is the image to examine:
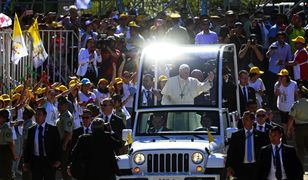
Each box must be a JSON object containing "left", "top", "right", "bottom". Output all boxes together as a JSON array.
[
  {"left": 192, "top": 134, "right": 205, "bottom": 140},
  {"left": 156, "top": 133, "right": 170, "bottom": 139}
]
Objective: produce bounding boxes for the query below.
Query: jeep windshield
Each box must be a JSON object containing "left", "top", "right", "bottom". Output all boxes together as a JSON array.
[
  {"left": 138, "top": 44, "right": 220, "bottom": 108},
  {"left": 135, "top": 110, "right": 220, "bottom": 136}
]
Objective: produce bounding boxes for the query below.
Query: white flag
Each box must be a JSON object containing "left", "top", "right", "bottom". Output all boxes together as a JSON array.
[
  {"left": 11, "top": 13, "right": 28, "bottom": 64},
  {"left": 28, "top": 18, "right": 48, "bottom": 68}
]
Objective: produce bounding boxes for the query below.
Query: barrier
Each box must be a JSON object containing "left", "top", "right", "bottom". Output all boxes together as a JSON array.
[{"left": 0, "top": 30, "right": 80, "bottom": 93}]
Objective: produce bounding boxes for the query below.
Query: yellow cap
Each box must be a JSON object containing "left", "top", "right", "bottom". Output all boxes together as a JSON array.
[
  {"left": 50, "top": 21, "right": 63, "bottom": 28},
  {"left": 159, "top": 75, "right": 168, "bottom": 82},
  {"left": 98, "top": 78, "right": 109, "bottom": 85},
  {"left": 36, "top": 87, "right": 46, "bottom": 95},
  {"left": 55, "top": 85, "right": 68, "bottom": 92},
  {"left": 12, "top": 93, "right": 21, "bottom": 101},
  {"left": 277, "top": 69, "right": 289, "bottom": 76},
  {"left": 128, "top": 21, "right": 140, "bottom": 28},
  {"left": 169, "top": 12, "right": 181, "bottom": 19},
  {"left": 1, "top": 94, "right": 11, "bottom": 101},
  {"left": 249, "top": 66, "right": 264, "bottom": 75},
  {"left": 69, "top": 79, "right": 80, "bottom": 88},
  {"left": 292, "top": 36, "right": 305, "bottom": 44},
  {"left": 15, "top": 85, "right": 24, "bottom": 93},
  {"left": 119, "top": 13, "right": 128, "bottom": 19},
  {"left": 115, "top": 77, "right": 123, "bottom": 84}
]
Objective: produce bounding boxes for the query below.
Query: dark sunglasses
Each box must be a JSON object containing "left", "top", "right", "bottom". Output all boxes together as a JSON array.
[{"left": 256, "top": 114, "right": 266, "bottom": 118}]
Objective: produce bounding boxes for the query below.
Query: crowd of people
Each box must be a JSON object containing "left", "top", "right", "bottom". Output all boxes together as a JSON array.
[{"left": 0, "top": 3, "right": 308, "bottom": 180}]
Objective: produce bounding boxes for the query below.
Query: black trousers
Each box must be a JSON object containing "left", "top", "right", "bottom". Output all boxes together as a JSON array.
[
  {"left": 31, "top": 156, "right": 56, "bottom": 180},
  {"left": 263, "top": 71, "right": 278, "bottom": 109},
  {"left": 236, "top": 163, "right": 257, "bottom": 180},
  {"left": 0, "top": 145, "right": 12, "bottom": 180}
]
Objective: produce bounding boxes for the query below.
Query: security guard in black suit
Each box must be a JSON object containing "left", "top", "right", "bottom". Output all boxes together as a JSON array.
[
  {"left": 23, "top": 107, "right": 62, "bottom": 180},
  {"left": 0, "top": 109, "right": 18, "bottom": 180},
  {"left": 257, "top": 126, "right": 303, "bottom": 180},
  {"left": 70, "top": 118, "right": 122, "bottom": 180},
  {"left": 226, "top": 111, "right": 270, "bottom": 180}
]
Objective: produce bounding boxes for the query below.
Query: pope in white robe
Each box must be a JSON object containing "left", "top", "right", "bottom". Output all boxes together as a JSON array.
[{"left": 161, "top": 64, "right": 214, "bottom": 105}]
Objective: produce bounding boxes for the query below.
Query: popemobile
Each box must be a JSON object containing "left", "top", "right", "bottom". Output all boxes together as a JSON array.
[{"left": 117, "top": 43, "right": 241, "bottom": 180}]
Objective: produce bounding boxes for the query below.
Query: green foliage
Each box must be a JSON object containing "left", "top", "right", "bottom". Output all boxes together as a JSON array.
[{"left": 84, "top": 0, "right": 268, "bottom": 16}]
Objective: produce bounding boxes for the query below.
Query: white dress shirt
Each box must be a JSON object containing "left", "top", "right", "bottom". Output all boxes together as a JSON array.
[
  {"left": 256, "top": 122, "right": 266, "bottom": 132},
  {"left": 244, "top": 128, "right": 255, "bottom": 163},
  {"left": 83, "top": 126, "right": 92, "bottom": 134},
  {"left": 267, "top": 143, "right": 287, "bottom": 180},
  {"left": 33, "top": 122, "right": 47, "bottom": 156},
  {"left": 102, "top": 113, "right": 113, "bottom": 123}
]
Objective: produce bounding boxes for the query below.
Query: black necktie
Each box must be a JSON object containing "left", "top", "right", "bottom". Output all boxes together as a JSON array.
[
  {"left": 275, "top": 145, "right": 282, "bottom": 180},
  {"left": 85, "top": 128, "right": 89, "bottom": 134},
  {"left": 147, "top": 90, "right": 152, "bottom": 101},
  {"left": 243, "top": 86, "right": 247, "bottom": 104},
  {"left": 259, "top": 125, "right": 263, "bottom": 131},
  {"left": 14, "top": 126, "right": 20, "bottom": 136},
  {"left": 105, "top": 115, "right": 109, "bottom": 123},
  {"left": 38, "top": 125, "right": 44, "bottom": 157}
]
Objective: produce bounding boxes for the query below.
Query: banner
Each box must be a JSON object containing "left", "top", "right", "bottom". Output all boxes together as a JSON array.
[
  {"left": 28, "top": 18, "right": 48, "bottom": 68},
  {"left": 76, "top": 0, "right": 92, "bottom": 9},
  {"left": 11, "top": 13, "right": 28, "bottom": 65}
]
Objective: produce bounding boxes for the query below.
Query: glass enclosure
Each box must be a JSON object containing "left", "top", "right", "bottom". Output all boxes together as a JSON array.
[
  {"left": 138, "top": 44, "right": 220, "bottom": 108},
  {"left": 136, "top": 110, "right": 220, "bottom": 136}
]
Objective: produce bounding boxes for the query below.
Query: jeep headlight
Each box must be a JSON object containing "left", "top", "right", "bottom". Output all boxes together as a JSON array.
[
  {"left": 192, "top": 152, "right": 204, "bottom": 164},
  {"left": 134, "top": 153, "right": 145, "bottom": 165}
]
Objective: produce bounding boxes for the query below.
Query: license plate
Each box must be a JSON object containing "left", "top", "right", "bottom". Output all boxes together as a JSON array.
[{"left": 154, "top": 177, "right": 179, "bottom": 180}]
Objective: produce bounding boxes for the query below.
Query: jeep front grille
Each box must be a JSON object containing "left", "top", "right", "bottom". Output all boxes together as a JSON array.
[{"left": 147, "top": 153, "right": 189, "bottom": 173}]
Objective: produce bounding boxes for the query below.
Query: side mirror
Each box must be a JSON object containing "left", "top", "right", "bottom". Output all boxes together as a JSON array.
[{"left": 122, "top": 129, "right": 132, "bottom": 142}]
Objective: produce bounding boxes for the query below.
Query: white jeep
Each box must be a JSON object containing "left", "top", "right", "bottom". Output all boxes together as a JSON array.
[{"left": 117, "top": 44, "right": 240, "bottom": 180}]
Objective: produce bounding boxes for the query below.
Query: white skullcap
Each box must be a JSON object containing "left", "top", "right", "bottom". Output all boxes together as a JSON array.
[{"left": 179, "top": 64, "right": 190, "bottom": 71}]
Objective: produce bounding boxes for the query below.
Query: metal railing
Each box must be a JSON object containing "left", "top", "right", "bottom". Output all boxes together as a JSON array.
[{"left": 0, "top": 30, "right": 80, "bottom": 93}]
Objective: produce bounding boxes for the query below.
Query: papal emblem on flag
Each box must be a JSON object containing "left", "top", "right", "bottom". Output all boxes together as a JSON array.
[
  {"left": 11, "top": 13, "right": 28, "bottom": 64},
  {"left": 28, "top": 18, "right": 48, "bottom": 68}
]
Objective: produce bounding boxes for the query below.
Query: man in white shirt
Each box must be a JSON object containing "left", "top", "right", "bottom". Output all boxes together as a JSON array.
[
  {"left": 161, "top": 64, "right": 214, "bottom": 105},
  {"left": 257, "top": 126, "right": 303, "bottom": 180}
]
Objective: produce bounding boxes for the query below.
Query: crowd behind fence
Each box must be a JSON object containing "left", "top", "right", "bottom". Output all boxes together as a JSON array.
[{"left": 0, "top": 30, "right": 80, "bottom": 93}]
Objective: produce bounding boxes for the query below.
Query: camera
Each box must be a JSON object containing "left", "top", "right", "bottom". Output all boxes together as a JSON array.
[{"left": 250, "top": 38, "right": 256, "bottom": 45}]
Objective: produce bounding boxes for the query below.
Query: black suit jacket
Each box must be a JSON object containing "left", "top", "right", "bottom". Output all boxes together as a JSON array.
[
  {"left": 98, "top": 114, "right": 125, "bottom": 140},
  {"left": 239, "top": 85, "right": 256, "bottom": 114},
  {"left": 71, "top": 127, "right": 84, "bottom": 150},
  {"left": 226, "top": 129, "right": 270, "bottom": 177},
  {"left": 71, "top": 131, "right": 122, "bottom": 179},
  {"left": 257, "top": 144, "right": 303, "bottom": 180},
  {"left": 24, "top": 123, "right": 61, "bottom": 166},
  {"left": 69, "top": 127, "right": 84, "bottom": 162}
]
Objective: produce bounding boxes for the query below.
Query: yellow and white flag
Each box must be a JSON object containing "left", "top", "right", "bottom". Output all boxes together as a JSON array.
[
  {"left": 28, "top": 18, "right": 48, "bottom": 68},
  {"left": 11, "top": 13, "right": 28, "bottom": 64}
]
